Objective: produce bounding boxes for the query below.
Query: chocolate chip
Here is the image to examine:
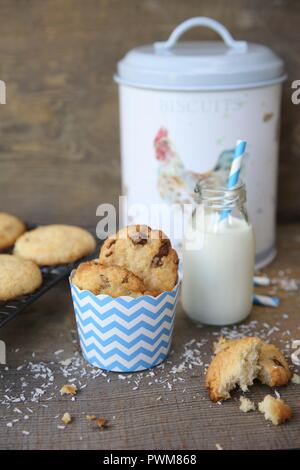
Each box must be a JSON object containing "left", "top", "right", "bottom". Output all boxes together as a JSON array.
[
  {"left": 272, "top": 357, "right": 283, "bottom": 367},
  {"left": 105, "top": 239, "right": 116, "bottom": 256},
  {"left": 129, "top": 231, "right": 148, "bottom": 245},
  {"left": 107, "top": 239, "right": 116, "bottom": 249},
  {"left": 151, "top": 240, "right": 171, "bottom": 267},
  {"left": 151, "top": 256, "right": 162, "bottom": 267},
  {"left": 99, "top": 275, "right": 110, "bottom": 289}
]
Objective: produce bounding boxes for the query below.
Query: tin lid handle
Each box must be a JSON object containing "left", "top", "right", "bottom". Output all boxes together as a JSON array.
[{"left": 154, "top": 17, "right": 248, "bottom": 53}]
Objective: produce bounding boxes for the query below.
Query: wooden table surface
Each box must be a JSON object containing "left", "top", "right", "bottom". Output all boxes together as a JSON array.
[
  {"left": 0, "top": 224, "right": 299, "bottom": 450},
  {"left": 1, "top": 0, "right": 300, "bottom": 226}
]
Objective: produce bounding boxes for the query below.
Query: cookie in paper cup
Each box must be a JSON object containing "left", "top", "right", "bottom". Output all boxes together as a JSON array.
[{"left": 70, "top": 273, "right": 180, "bottom": 372}]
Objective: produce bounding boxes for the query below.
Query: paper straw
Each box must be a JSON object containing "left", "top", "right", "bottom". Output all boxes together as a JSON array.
[
  {"left": 227, "top": 140, "right": 247, "bottom": 187},
  {"left": 220, "top": 139, "right": 247, "bottom": 220},
  {"left": 253, "top": 294, "right": 280, "bottom": 308},
  {"left": 253, "top": 276, "right": 271, "bottom": 287}
]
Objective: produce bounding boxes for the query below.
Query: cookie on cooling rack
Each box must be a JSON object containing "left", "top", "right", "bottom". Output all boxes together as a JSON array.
[
  {"left": 72, "top": 260, "right": 159, "bottom": 298},
  {"left": 99, "top": 225, "right": 179, "bottom": 293},
  {"left": 14, "top": 224, "right": 96, "bottom": 266},
  {"left": 0, "top": 254, "right": 42, "bottom": 301},
  {"left": 0, "top": 212, "right": 26, "bottom": 250}
]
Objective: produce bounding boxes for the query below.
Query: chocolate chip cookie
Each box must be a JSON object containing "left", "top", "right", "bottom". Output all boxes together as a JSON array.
[
  {"left": 99, "top": 225, "right": 179, "bottom": 292},
  {"left": 72, "top": 260, "right": 158, "bottom": 297},
  {"left": 0, "top": 254, "right": 42, "bottom": 301},
  {"left": 0, "top": 212, "right": 26, "bottom": 250},
  {"left": 14, "top": 224, "right": 96, "bottom": 266}
]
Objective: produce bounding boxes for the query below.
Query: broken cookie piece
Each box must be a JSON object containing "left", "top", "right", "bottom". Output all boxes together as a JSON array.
[
  {"left": 239, "top": 396, "right": 256, "bottom": 412},
  {"left": 206, "top": 336, "right": 292, "bottom": 401},
  {"left": 258, "top": 395, "right": 292, "bottom": 425},
  {"left": 205, "top": 337, "right": 261, "bottom": 401}
]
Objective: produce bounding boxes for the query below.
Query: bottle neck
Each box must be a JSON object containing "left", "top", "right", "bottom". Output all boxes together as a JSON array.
[{"left": 194, "top": 179, "right": 247, "bottom": 213}]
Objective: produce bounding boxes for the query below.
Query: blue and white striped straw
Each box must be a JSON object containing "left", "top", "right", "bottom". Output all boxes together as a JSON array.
[
  {"left": 220, "top": 139, "right": 247, "bottom": 220},
  {"left": 227, "top": 140, "right": 247, "bottom": 188},
  {"left": 253, "top": 294, "right": 280, "bottom": 308}
]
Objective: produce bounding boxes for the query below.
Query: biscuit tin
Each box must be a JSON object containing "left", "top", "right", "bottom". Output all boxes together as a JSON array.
[{"left": 114, "top": 17, "right": 286, "bottom": 268}]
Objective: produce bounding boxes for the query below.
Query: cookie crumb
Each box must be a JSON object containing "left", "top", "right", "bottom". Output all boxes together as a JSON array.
[
  {"left": 61, "top": 412, "right": 72, "bottom": 425},
  {"left": 239, "top": 396, "right": 256, "bottom": 412},
  {"left": 206, "top": 336, "right": 291, "bottom": 401},
  {"left": 258, "top": 395, "right": 292, "bottom": 425},
  {"left": 95, "top": 418, "right": 107, "bottom": 429},
  {"left": 86, "top": 415, "right": 97, "bottom": 421},
  {"left": 291, "top": 373, "right": 300, "bottom": 384},
  {"left": 60, "top": 384, "right": 77, "bottom": 396},
  {"left": 86, "top": 415, "right": 108, "bottom": 429}
]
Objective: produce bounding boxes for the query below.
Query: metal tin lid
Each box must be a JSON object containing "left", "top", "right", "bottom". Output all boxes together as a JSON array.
[{"left": 115, "top": 17, "right": 286, "bottom": 91}]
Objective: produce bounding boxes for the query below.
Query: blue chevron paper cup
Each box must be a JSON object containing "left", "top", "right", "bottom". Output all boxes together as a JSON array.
[{"left": 70, "top": 277, "right": 180, "bottom": 372}]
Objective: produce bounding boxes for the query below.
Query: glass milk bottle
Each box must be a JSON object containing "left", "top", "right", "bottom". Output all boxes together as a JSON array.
[{"left": 182, "top": 178, "right": 255, "bottom": 326}]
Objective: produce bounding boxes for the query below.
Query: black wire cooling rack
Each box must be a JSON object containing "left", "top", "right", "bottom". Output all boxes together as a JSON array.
[{"left": 0, "top": 225, "right": 102, "bottom": 328}]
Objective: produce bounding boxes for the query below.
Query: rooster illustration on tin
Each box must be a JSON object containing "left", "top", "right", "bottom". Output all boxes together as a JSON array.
[{"left": 154, "top": 127, "right": 241, "bottom": 207}]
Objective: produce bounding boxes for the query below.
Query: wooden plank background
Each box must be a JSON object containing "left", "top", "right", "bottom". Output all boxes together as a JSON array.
[
  {"left": 0, "top": 3, "right": 300, "bottom": 448},
  {"left": 0, "top": 0, "right": 299, "bottom": 225}
]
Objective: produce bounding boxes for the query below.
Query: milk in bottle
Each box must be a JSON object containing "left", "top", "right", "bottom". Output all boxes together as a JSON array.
[{"left": 182, "top": 179, "right": 255, "bottom": 326}]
